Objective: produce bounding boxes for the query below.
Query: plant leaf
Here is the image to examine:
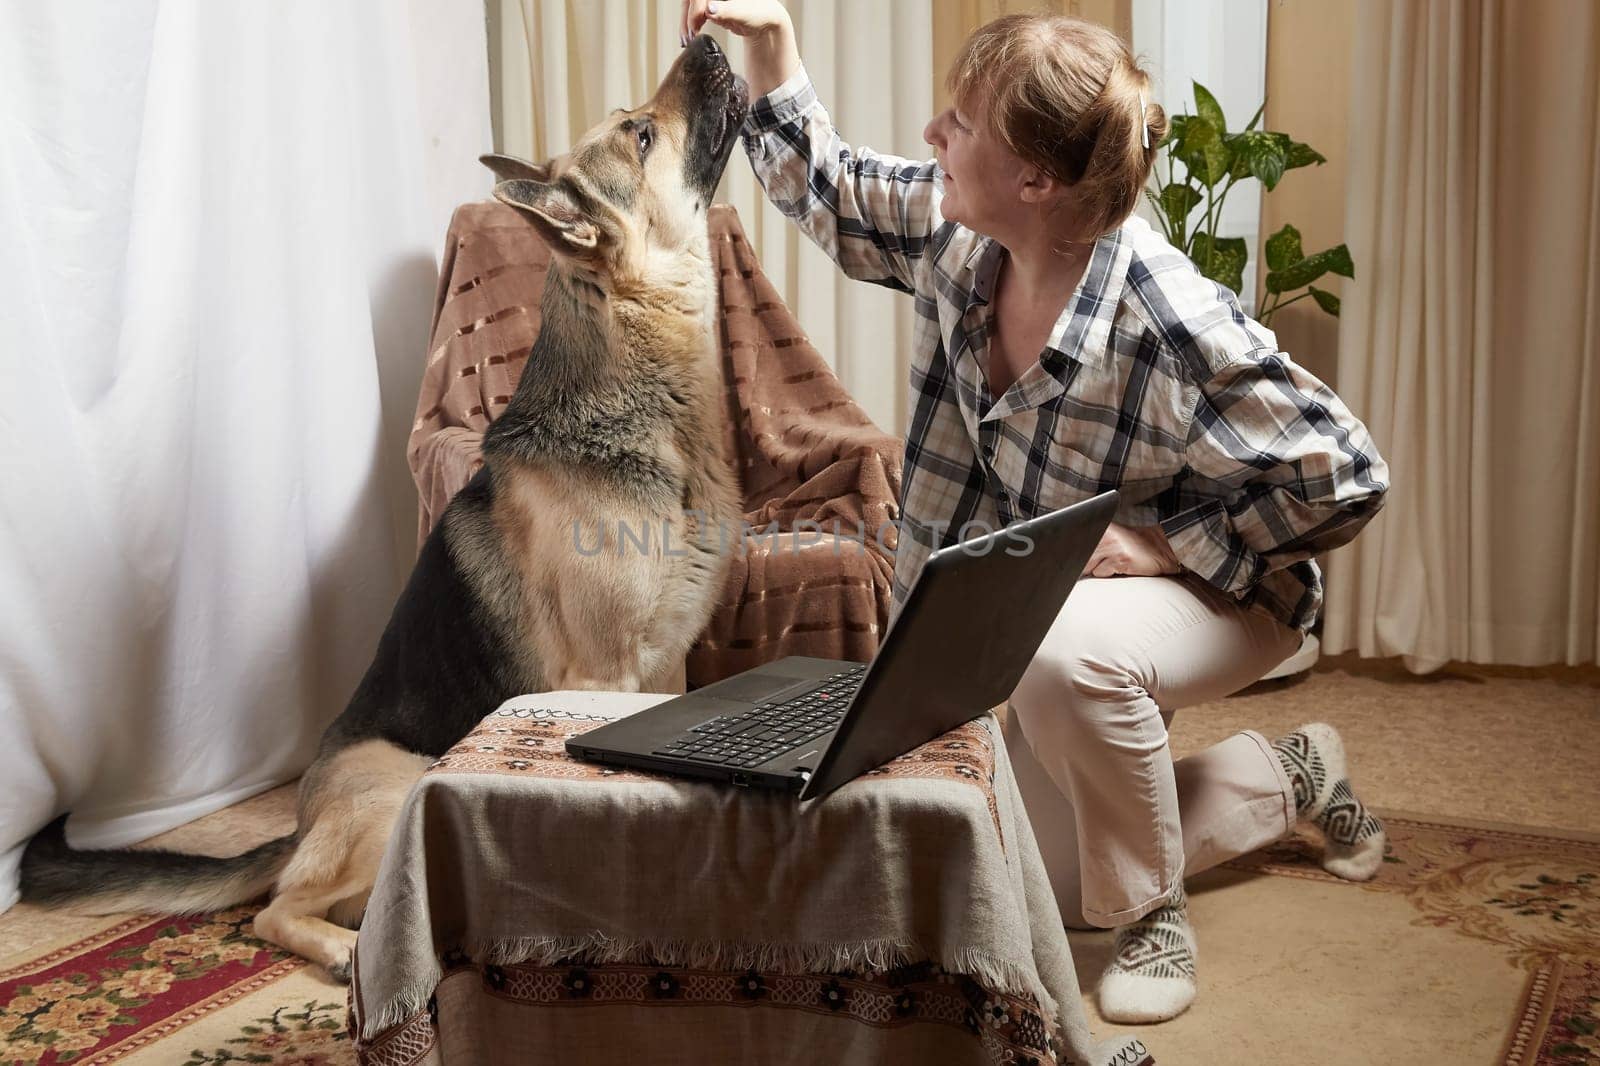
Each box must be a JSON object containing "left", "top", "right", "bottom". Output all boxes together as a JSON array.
[
  {"left": 1325, "top": 243, "right": 1355, "bottom": 278},
  {"left": 1226, "top": 130, "right": 1290, "bottom": 189},
  {"left": 1264, "top": 244, "right": 1355, "bottom": 294},
  {"left": 1174, "top": 117, "right": 1231, "bottom": 187},
  {"left": 1201, "top": 140, "right": 1233, "bottom": 187},
  {"left": 1243, "top": 100, "right": 1266, "bottom": 132},
  {"left": 1309, "top": 285, "right": 1341, "bottom": 316},
  {"left": 1265, "top": 224, "right": 1304, "bottom": 272},
  {"left": 1159, "top": 182, "right": 1202, "bottom": 222},
  {"left": 1176, "top": 116, "right": 1217, "bottom": 157},
  {"left": 1166, "top": 113, "right": 1190, "bottom": 156},
  {"left": 1285, "top": 140, "right": 1327, "bottom": 170},
  {"left": 1193, "top": 82, "right": 1227, "bottom": 135},
  {"left": 1191, "top": 234, "right": 1248, "bottom": 297}
]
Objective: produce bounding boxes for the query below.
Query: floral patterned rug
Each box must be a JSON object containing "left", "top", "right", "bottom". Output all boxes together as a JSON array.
[
  {"left": 1223, "top": 814, "right": 1600, "bottom": 1063},
  {"left": 2, "top": 812, "right": 1596, "bottom": 1065},
  {"left": 0, "top": 908, "right": 343, "bottom": 1064}
]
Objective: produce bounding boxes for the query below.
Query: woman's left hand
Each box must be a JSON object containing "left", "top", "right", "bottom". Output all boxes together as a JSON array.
[{"left": 1082, "top": 522, "right": 1183, "bottom": 578}]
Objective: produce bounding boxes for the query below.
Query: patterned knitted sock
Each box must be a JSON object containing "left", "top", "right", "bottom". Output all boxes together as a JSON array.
[
  {"left": 1097, "top": 885, "right": 1197, "bottom": 1024},
  {"left": 1272, "top": 722, "right": 1387, "bottom": 880}
]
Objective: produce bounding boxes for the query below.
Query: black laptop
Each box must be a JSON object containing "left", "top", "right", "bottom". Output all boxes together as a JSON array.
[{"left": 567, "top": 490, "right": 1118, "bottom": 801}]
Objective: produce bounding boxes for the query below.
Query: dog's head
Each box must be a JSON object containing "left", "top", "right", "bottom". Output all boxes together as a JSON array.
[{"left": 482, "top": 35, "right": 749, "bottom": 291}]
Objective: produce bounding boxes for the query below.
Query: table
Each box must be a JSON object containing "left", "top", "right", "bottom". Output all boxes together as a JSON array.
[{"left": 347, "top": 692, "right": 1155, "bottom": 1066}]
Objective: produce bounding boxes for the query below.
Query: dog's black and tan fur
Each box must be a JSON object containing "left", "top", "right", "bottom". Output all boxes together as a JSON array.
[{"left": 20, "top": 36, "right": 750, "bottom": 981}]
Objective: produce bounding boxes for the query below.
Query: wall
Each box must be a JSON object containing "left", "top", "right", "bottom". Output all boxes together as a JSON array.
[{"left": 1259, "top": 0, "right": 1357, "bottom": 388}]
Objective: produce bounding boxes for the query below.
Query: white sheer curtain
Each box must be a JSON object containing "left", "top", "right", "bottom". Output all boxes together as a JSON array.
[
  {"left": 0, "top": 0, "right": 490, "bottom": 908},
  {"left": 489, "top": 0, "right": 933, "bottom": 434},
  {"left": 1321, "top": 0, "right": 1600, "bottom": 667}
]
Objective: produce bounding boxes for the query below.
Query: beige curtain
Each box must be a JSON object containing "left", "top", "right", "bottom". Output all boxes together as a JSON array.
[
  {"left": 487, "top": 0, "right": 933, "bottom": 435},
  {"left": 1322, "top": 0, "right": 1600, "bottom": 667}
]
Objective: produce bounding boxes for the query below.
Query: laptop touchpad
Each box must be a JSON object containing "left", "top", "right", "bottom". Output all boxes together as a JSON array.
[{"left": 700, "top": 674, "right": 810, "bottom": 702}]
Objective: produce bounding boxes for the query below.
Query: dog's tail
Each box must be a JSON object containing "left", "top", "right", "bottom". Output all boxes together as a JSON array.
[{"left": 18, "top": 814, "right": 296, "bottom": 916}]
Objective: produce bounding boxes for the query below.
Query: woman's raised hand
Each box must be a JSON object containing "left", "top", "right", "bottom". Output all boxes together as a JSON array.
[
  {"left": 680, "top": 0, "right": 793, "bottom": 43},
  {"left": 680, "top": 0, "right": 801, "bottom": 99}
]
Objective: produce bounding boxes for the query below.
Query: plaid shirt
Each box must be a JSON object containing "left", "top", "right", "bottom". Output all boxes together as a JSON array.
[{"left": 741, "top": 68, "right": 1388, "bottom": 632}]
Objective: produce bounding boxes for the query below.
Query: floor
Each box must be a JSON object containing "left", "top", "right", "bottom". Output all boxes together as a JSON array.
[{"left": 3, "top": 653, "right": 1597, "bottom": 1064}]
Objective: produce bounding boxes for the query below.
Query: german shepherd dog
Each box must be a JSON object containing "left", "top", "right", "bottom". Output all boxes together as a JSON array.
[{"left": 20, "top": 36, "right": 749, "bottom": 982}]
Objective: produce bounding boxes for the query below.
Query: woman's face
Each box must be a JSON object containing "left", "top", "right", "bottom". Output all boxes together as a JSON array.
[{"left": 924, "top": 98, "right": 1030, "bottom": 237}]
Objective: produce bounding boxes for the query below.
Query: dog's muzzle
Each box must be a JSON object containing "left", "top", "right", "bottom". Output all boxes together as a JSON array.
[{"left": 685, "top": 36, "right": 750, "bottom": 162}]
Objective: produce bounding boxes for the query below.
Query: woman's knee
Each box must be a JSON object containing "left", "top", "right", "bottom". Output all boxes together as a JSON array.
[
  {"left": 1011, "top": 643, "right": 1149, "bottom": 743},
  {"left": 1009, "top": 580, "right": 1166, "bottom": 739}
]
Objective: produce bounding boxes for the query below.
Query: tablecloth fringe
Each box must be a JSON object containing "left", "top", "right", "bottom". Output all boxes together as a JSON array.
[{"left": 357, "top": 932, "right": 1061, "bottom": 1040}]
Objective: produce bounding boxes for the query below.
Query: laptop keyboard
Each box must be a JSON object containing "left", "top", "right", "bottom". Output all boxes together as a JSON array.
[{"left": 651, "top": 664, "right": 868, "bottom": 769}]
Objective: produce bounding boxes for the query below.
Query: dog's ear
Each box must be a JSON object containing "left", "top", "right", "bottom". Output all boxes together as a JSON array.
[
  {"left": 492, "top": 179, "right": 601, "bottom": 257},
  {"left": 479, "top": 153, "right": 556, "bottom": 183}
]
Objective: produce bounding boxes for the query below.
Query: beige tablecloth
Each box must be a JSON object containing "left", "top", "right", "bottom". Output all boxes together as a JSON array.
[{"left": 347, "top": 692, "right": 1155, "bottom": 1066}]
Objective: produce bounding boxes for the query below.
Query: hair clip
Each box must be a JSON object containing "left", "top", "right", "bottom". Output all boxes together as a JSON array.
[{"left": 1138, "top": 92, "right": 1150, "bottom": 149}]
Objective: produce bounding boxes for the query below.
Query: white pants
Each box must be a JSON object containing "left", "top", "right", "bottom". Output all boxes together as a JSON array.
[{"left": 1005, "top": 574, "right": 1303, "bottom": 928}]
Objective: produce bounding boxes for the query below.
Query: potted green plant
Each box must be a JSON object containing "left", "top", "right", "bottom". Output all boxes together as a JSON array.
[{"left": 1145, "top": 82, "right": 1353, "bottom": 326}]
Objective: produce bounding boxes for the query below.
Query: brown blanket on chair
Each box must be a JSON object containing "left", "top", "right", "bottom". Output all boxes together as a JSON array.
[{"left": 408, "top": 203, "right": 902, "bottom": 687}]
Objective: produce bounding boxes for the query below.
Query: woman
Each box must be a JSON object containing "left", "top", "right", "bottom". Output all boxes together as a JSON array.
[{"left": 681, "top": 0, "right": 1390, "bottom": 1024}]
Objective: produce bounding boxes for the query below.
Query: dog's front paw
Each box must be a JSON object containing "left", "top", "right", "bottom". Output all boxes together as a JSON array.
[{"left": 327, "top": 952, "right": 353, "bottom": 985}]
